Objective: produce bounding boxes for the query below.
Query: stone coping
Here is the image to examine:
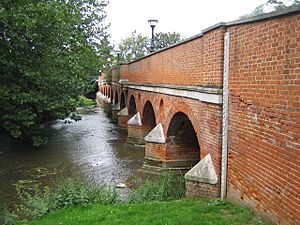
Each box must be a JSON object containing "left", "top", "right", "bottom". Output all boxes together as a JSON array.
[{"left": 126, "top": 82, "right": 222, "bottom": 94}]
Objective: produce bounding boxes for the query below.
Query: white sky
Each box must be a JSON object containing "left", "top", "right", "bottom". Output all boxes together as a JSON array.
[{"left": 106, "top": 0, "right": 268, "bottom": 44}]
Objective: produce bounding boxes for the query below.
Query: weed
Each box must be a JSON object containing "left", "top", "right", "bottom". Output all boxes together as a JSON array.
[
  {"left": 12, "top": 178, "right": 119, "bottom": 222},
  {"left": 129, "top": 172, "right": 185, "bottom": 203}
]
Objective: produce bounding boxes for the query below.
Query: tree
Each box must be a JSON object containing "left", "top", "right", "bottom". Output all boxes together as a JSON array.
[
  {"left": 153, "top": 32, "right": 182, "bottom": 50},
  {"left": 117, "top": 31, "right": 182, "bottom": 62},
  {"left": 0, "top": 0, "right": 112, "bottom": 145},
  {"left": 117, "top": 31, "right": 149, "bottom": 62},
  {"left": 240, "top": 0, "right": 300, "bottom": 18}
]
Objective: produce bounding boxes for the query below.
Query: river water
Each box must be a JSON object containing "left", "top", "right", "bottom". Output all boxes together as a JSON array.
[{"left": 0, "top": 102, "right": 145, "bottom": 209}]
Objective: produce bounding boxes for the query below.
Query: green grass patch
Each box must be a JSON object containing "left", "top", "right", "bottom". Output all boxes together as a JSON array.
[
  {"left": 24, "top": 198, "right": 269, "bottom": 225},
  {"left": 4, "top": 178, "right": 119, "bottom": 224},
  {"left": 2, "top": 174, "right": 271, "bottom": 225}
]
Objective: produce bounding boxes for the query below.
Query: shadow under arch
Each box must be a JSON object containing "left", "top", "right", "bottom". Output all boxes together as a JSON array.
[
  {"left": 107, "top": 86, "right": 111, "bottom": 98},
  {"left": 128, "top": 95, "right": 137, "bottom": 117},
  {"left": 110, "top": 88, "right": 113, "bottom": 103},
  {"left": 166, "top": 111, "right": 200, "bottom": 168},
  {"left": 114, "top": 90, "right": 119, "bottom": 105},
  {"left": 142, "top": 100, "right": 156, "bottom": 128},
  {"left": 120, "top": 92, "right": 126, "bottom": 109}
]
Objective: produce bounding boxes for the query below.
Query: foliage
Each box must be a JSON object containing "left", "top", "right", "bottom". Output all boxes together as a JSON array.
[
  {"left": 117, "top": 31, "right": 182, "bottom": 62},
  {"left": 0, "top": 0, "right": 112, "bottom": 146},
  {"left": 117, "top": 31, "right": 149, "bottom": 62},
  {"left": 153, "top": 32, "right": 182, "bottom": 50},
  {"left": 77, "top": 95, "right": 95, "bottom": 107},
  {"left": 13, "top": 178, "right": 119, "bottom": 222},
  {"left": 129, "top": 172, "right": 185, "bottom": 203},
  {"left": 240, "top": 0, "right": 299, "bottom": 18},
  {"left": 0, "top": 205, "right": 18, "bottom": 225},
  {"left": 3, "top": 174, "right": 272, "bottom": 225},
  {"left": 25, "top": 198, "right": 272, "bottom": 225}
]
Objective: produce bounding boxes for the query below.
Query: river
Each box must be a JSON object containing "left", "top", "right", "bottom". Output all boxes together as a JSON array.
[{"left": 0, "top": 102, "right": 145, "bottom": 209}]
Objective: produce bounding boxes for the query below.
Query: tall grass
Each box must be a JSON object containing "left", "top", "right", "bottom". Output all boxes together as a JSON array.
[
  {"left": 129, "top": 172, "right": 185, "bottom": 203},
  {"left": 4, "top": 173, "right": 185, "bottom": 224},
  {"left": 12, "top": 178, "right": 119, "bottom": 222}
]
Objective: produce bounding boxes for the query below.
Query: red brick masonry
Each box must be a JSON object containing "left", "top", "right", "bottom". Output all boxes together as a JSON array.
[{"left": 100, "top": 7, "right": 300, "bottom": 225}]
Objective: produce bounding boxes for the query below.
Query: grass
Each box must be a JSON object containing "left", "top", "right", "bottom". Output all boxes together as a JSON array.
[
  {"left": 3, "top": 174, "right": 271, "bottom": 225},
  {"left": 24, "top": 198, "right": 268, "bottom": 225}
]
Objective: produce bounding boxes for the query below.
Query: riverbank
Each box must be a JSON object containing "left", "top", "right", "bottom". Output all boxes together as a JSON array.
[
  {"left": 0, "top": 105, "right": 144, "bottom": 213},
  {"left": 24, "top": 198, "right": 271, "bottom": 225},
  {"left": 2, "top": 174, "right": 272, "bottom": 225}
]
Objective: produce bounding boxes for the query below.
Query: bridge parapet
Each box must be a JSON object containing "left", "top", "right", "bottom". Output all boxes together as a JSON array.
[{"left": 119, "top": 27, "right": 225, "bottom": 87}]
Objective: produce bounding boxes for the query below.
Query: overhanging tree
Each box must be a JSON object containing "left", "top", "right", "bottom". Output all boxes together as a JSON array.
[{"left": 0, "top": 0, "right": 112, "bottom": 145}]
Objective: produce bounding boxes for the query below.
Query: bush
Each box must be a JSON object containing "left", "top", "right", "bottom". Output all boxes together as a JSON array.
[
  {"left": 129, "top": 172, "right": 185, "bottom": 203},
  {"left": 77, "top": 95, "right": 95, "bottom": 107},
  {"left": 6, "top": 174, "right": 185, "bottom": 223},
  {"left": 15, "top": 179, "right": 119, "bottom": 221}
]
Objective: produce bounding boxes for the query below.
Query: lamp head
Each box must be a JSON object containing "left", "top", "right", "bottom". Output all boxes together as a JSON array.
[{"left": 148, "top": 19, "right": 158, "bottom": 27}]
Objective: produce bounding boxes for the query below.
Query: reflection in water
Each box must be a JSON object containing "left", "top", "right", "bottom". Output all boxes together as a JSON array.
[{"left": 0, "top": 103, "right": 145, "bottom": 208}]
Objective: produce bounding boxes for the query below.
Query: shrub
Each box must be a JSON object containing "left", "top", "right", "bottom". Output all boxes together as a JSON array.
[
  {"left": 77, "top": 95, "right": 95, "bottom": 107},
  {"left": 15, "top": 178, "right": 119, "bottom": 221},
  {"left": 129, "top": 172, "right": 185, "bottom": 203}
]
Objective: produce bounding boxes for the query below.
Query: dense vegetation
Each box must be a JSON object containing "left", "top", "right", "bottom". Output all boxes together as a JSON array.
[
  {"left": 1, "top": 174, "right": 271, "bottom": 225},
  {"left": 1, "top": 173, "right": 185, "bottom": 224},
  {"left": 0, "top": 0, "right": 112, "bottom": 146}
]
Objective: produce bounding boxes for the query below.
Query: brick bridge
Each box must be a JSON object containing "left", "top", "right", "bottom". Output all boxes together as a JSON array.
[{"left": 98, "top": 7, "right": 300, "bottom": 225}]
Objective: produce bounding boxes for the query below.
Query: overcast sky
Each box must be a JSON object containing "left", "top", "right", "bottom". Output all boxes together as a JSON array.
[{"left": 106, "top": 0, "right": 268, "bottom": 44}]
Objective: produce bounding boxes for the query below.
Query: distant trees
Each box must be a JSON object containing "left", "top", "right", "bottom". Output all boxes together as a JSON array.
[
  {"left": 0, "top": 0, "right": 112, "bottom": 145},
  {"left": 117, "top": 31, "right": 149, "bottom": 62},
  {"left": 240, "top": 0, "right": 300, "bottom": 18},
  {"left": 117, "top": 31, "right": 182, "bottom": 62}
]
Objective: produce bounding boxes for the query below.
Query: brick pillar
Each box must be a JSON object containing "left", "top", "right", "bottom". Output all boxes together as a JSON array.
[
  {"left": 117, "top": 107, "right": 129, "bottom": 128},
  {"left": 185, "top": 154, "right": 220, "bottom": 198},
  {"left": 111, "top": 102, "right": 120, "bottom": 124},
  {"left": 126, "top": 112, "right": 149, "bottom": 146},
  {"left": 144, "top": 123, "right": 168, "bottom": 168}
]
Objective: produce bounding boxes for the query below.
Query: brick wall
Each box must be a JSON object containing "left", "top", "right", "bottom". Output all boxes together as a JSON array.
[
  {"left": 119, "top": 28, "right": 225, "bottom": 87},
  {"left": 127, "top": 89, "right": 223, "bottom": 175},
  {"left": 103, "top": 8, "right": 300, "bottom": 225},
  {"left": 186, "top": 180, "right": 220, "bottom": 198},
  {"left": 227, "top": 13, "right": 300, "bottom": 224}
]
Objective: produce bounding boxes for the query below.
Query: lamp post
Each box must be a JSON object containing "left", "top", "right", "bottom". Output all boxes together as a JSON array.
[
  {"left": 116, "top": 50, "right": 121, "bottom": 65},
  {"left": 148, "top": 19, "right": 158, "bottom": 53}
]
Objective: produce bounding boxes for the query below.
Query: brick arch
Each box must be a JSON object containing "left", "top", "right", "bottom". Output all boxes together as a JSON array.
[
  {"left": 164, "top": 100, "right": 201, "bottom": 147},
  {"left": 120, "top": 91, "right": 126, "bottom": 109},
  {"left": 163, "top": 101, "right": 201, "bottom": 168},
  {"left": 107, "top": 86, "right": 111, "bottom": 98},
  {"left": 139, "top": 95, "right": 159, "bottom": 121},
  {"left": 114, "top": 89, "right": 119, "bottom": 104},
  {"left": 110, "top": 88, "right": 113, "bottom": 103},
  {"left": 141, "top": 100, "right": 157, "bottom": 128},
  {"left": 128, "top": 94, "right": 137, "bottom": 117}
]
